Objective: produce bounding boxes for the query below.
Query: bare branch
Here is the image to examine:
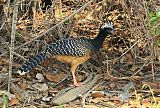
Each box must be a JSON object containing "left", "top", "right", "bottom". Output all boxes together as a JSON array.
[{"left": 8, "top": 0, "right": 18, "bottom": 92}]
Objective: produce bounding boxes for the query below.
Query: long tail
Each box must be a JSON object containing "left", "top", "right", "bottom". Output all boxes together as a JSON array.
[{"left": 17, "top": 51, "right": 48, "bottom": 75}]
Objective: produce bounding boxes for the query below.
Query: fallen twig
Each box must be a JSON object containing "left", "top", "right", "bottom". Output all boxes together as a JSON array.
[{"left": 52, "top": 73, "right": 100, "bottom": 105}]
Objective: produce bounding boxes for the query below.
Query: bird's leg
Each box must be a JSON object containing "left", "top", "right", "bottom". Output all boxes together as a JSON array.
[{"left": 71, "top": 64, "right": 84, "bottom": 87}]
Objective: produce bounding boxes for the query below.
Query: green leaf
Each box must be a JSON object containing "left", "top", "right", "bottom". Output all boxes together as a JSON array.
[
  {"left": 156, "top": 27, "right": 160, "bottom": 36},
  {"left": 156, "top": 11, "right": 160, "bottom": 17},
  {"left": 2, "top": 95, "right": 8, "bottom": 108},
  {"left": 156, "top": 40, "right": 160, "bottom": 46},
  {"left": 151, "top": 16, "right": 157, "bottom": 22},
  {"left": 148, "top": 11, "right": 155, "bottom": 18}
]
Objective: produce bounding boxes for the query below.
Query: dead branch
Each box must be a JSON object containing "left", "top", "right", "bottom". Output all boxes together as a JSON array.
[
  {"left": 52, "top": 73, "right": 100, "bottom": 105},
  {"left": 8, "top": 0, "right": 18, "bottom": 92}
]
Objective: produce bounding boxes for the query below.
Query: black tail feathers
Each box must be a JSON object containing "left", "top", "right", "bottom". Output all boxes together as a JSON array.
[{"left": 17, "top": 52, "right": 47, "bottom": 75}]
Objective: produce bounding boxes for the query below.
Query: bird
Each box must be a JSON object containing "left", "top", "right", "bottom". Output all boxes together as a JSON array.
[{"left": 17, "top": 20, "right": 115, "bottom": 86}]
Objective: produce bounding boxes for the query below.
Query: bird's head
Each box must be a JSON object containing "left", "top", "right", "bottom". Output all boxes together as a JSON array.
[{"left": 99, "top": 20, "right": 115, "bottom": 35}]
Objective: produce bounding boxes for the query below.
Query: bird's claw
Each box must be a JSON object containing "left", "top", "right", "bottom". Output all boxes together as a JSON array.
[{"left": 74, "top": 82, "right": 85, "bottom": 87}]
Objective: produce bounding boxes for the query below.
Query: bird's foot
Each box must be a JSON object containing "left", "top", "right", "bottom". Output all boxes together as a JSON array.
[{"left": 74, "top": 82, "right": 85, "bottom": 87}]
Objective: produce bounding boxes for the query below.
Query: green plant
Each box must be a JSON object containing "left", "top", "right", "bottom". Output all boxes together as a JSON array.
[
  {"left": 148, "top": 10, "right": 160, "bottom": 46},
  {"left": 148, "top": 10, "right": 160, "bottom": 35},
  {"left": 2, "top": 94, "right": 9, "bottom": 108}
]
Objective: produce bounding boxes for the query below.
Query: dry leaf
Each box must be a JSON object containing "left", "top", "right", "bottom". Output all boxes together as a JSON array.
[
  {"left": 125, "top": 54, "right": 134, "bottom": 64},
  {"left": 142, "top": 82, "right": 159, "bottom": 89},
  {"left": 0, "top": 67, "right": 7, "bottom": 72},
  {"left": 83, "top": 105, "right": 102, "bottom": 108},
  {"left": 14, "top": 93, "right": 21, "bottom": 101},
  {"left": 109, "top": 96, "right": 120, "bottom": 101},
  {"left": 32, "top": 8, "right": 44, "bottom": 30},
  {"left": 0, "top": 0, "right": 7, "bottom": 3},
  {"left": 91, "top": 91, "right": 105, "bottom": 98},
  {"left": 17, "top": 23, "right": 27, "bottom": 30},
  {"left": 91, "top": 97, "right": 106, "bottom": 103},
  {"left": 131, "top": 64, "right": 141, "bottom": 71},
  {"left": 109, "top": 82, "right": 116, "bottom": 89},
  {"left": 36, "top": 73, "right": 44, "bottom": 82},
  {"left": 155, "top": 46, "right": 160, "bottom": 61},
  {"left": 27, "top": 105, "right": 37, "bottom": 108},
  {"left": 120, "top": 54, "right": 133, "bottom": 64},
  {"left": 9, "top": 98, "right": 19, "bottom": 106},
  {"left": 19, "top": 82, "right": 28, "bottom": 90},
  {"left": 54, "top": 1, "right": 63, "bottom": 20},
  {"left": 0, "top": 58, "right": 9, "bottom": 65},
  {"left": 32, "top": 83, "right": 48, "bottom": 91},
  {"left": 42, "top": 96, "right": 52, "bottom": 102},
  {"left": 86, "top": 12, "right": 93, "bottom": 20},
  {"left": 112, "top": 58, "right": 117, "bottom": 64},
  {"left": 43, "top": 72, "right": 66, "bottom": 83}
]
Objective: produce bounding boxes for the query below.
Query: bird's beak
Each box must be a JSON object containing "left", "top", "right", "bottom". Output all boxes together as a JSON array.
[{"left": 111, "top": 29, "right": 115, "bottom": 35}]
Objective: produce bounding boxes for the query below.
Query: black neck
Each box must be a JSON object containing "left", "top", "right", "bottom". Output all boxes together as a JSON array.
[{"left": 92, "top": 30, "right": 108, "bottom": 51}]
